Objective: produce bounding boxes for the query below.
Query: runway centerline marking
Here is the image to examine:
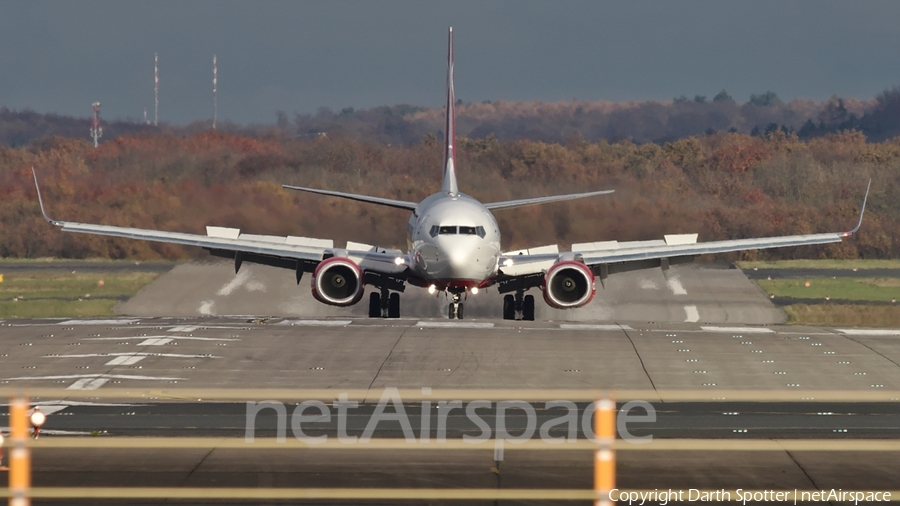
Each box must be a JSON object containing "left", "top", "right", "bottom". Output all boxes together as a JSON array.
[
  {"left": 84, "top": 335, "right": 239, "bottom": 344},
  {"left": 68, "top": 378, "right": 109, "bottom": 390},
  {"left": 559, "top": 324, "right": 633, "bottom": 331},
  {"left": 836, "top": 329, "right": 900, "bottom": 336},
  {"left": 168, "top": 325, "right": 199, "bottom": 332},
  {"left": 139, "top": 337, "right": 172, "bottom": 345},
  {"left": 42, "top": 352, "right": 219, "bottom": 366},
  {"left": 684, "top": 305, "right": 700, "bottom": 323},
  {"left": 701, "top": 326, "right": 775, "bottom": 334},
  {"left": 667, "top": 277, "right": 688, "bottom": 295},
  {"left": 57, "top": 319, "right": 140, "bottom": 326},
  {"left": 415, "top": 321, "right": 495, "bottom": 329},
  {"left": 1, "top": 373, "right": 185, "bottom": 390},
  {"left": 277, "top": 320, "right": 353, "bottom": 326}
]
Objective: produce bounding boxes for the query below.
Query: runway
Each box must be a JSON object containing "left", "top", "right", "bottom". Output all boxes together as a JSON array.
[
  {"left": 2, "top": 261, "right": 899, "bottom": 504},
  {"left": 3, "top": 316, "right": 899, "bottom": 392},
  {"left": 117, "top": 261, "right": 786, "bottom": 324},
  {"left": 0, "top": 316, "right": 897, "bottom": 504}
]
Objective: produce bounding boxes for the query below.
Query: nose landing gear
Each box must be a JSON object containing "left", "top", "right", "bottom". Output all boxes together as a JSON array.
[{"left": 448, "top": 289, "right": 465, "bottom": 320}]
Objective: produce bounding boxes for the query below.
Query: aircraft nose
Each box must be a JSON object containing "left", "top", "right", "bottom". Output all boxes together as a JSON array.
[{"left": 442, "top": 240, "right": 489, "bottom": 278}]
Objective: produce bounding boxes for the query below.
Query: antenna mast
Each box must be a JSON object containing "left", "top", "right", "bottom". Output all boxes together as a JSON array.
[
  {"left": 212, "top": 54, "right": 217, "bottom": 130},
  {"left": 90, "top": 102, "right": 102, "bottom": 148},
  {"left": 154, "top": 52, "right": 159, "bottom": 126}
]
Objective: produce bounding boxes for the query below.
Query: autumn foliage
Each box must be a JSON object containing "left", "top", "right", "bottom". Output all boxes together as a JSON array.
[{"left": 0, "top": 128, "right": 897, "bottom": 262}]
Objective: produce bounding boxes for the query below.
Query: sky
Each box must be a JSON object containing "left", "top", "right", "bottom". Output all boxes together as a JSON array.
[{"left": 2, "top": 1, "right": 900, "bottom": 125}]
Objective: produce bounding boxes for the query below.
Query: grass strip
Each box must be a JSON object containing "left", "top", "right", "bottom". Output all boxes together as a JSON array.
[
  {"left": 737, "top": 259, "right": 900, "bottom": 270},
  {"left": 783, "top": 304, "right": 900, "bottom": 327},
  {"left": 0, "top": 270, "right": 159, "bottom": 318}
]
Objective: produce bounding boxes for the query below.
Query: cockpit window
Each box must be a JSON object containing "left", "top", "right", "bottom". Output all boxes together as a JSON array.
[{"left": 431, "top": 225, "right": 486, "bottom": 237}]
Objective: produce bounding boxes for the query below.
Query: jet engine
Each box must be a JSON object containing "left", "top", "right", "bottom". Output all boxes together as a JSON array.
[
  {"left": 311, "top": 257, "right": 364, "bottom": 306},
  {"left": 542, "top": 261, "right": 596, "bottom": 309}
]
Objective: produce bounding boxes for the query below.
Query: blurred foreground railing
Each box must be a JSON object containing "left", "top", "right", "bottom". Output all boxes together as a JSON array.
[{"left": 3, "top": 388, "right": 900, "bottom": 505}]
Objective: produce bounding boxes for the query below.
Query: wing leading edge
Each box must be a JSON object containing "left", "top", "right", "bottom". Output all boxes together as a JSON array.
[
  {"left": 33, "top": 170, "right": 409, "bottom": 278},
  {"left": 484, "top": 189, "right": 615, "bottom": 210},
  {"left": 500, "top": 180, "right": 871, "bottom": 281}
]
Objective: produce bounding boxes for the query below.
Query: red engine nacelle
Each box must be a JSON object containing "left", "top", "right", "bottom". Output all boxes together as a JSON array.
[
  {"left": 311, "top": 257, "right": 364, "bottom": 307},
  {"left": 542, "top": 261, "right": 596, "bottom": 309}
]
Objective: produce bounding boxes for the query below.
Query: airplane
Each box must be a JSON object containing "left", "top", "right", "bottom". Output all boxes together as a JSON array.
[{"left": 33, "top": 28, "right": 870, "bottom": 321}]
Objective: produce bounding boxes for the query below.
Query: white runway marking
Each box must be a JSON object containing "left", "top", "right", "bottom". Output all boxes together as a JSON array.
[
  {"left": 701, "top": 326, "right": 775, "bottom": 334},
  {"left": 217, "top": 269, "right": 250, "bottom": 296},
  {"left": 836, "top": 329, "right": 900, "bottom": 336},
  {"left": 0, "top": 427, "right": 92, "bottom": 436},
  {"left": 416, "top": 321, "right": 495, "bottom": 329},
  {"left": 277, "top": 320, "right": 353, "bottom": 326},
  {"left": 559, "top": 324, "right": 633, "bottom": 331},
  {"left": 667, "top": 277, "right": 688, "bottom": 295},
  {"left": 168, "top": 325, "right": 199, "bottom": 332},
  {"left": 139, "top": 337, "right": 173, "bottom": 345},
  {"left": 68, "top": 378, "right": 109, "bottom": 390},
  {"left": 1, "top": 373, "right": 184, "bottom": 390},
  {"left": 107, "top": 355, "right": 145, "bottom": 365},
  {"left": 57, "top": 319, "right": 139, "bottom": 326},
  {"left": 44, "top": 352, "right": 219, "bottom": 366},
  {"left": 639, "top": 278, "right": 659, "bottom": 290},
  {"left": 684, "top": 305, "right": 700, "bottom": 323},
  {"left": 199, "top": 300, "right": 215, "bottom": 315}
]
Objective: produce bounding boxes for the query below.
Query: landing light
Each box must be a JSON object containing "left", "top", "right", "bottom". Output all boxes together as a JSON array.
[
  {"left": 394, "top": 257, "right": 405, "bottom": 265},
  {"left": 30, "top": 407, "right": 46, "bottom": 439},
  {"left": 428, "top": 285, "right": 437, "bottom": 294},
  {"left": 29, "top": 409, "right": 46, "bottom": 428},
  {"left": 471, "top": 287, "right": 479, "bottom": 295},
  {"left": 503, "top": 258, "right": 514, "bottom": 267}
]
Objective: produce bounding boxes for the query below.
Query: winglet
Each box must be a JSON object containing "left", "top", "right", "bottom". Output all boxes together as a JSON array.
[
  {"left": 842, "top": 178, "right": 871, "bottom": 237},
  {"left": 441, "top": 27, "right": 458, "bottom": 196},
  {"left": 32, "top": 167, "right": 60, "bottom": 225}
]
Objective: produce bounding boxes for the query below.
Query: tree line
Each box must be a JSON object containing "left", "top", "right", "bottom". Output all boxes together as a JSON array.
[
  {"left": 5, "top": 85, "right": 900, "bottom": 148},
  {"left": 0, "top": 128, "right": 896, "bottom": 261}
]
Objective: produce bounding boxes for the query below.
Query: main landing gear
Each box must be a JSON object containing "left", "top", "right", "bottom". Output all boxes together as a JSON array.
[
  {"left": 368, "top": 286, "right": 400, "bottom": 318},
  {"left": 448, "top": 289, "right": 465, "bottom": 320},
  {"left": 502, "top": 290, "right": 534, "bottom": 321}
]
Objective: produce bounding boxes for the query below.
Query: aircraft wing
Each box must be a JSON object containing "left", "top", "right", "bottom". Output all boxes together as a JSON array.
[
  {"left": 496, "top": 180, "right": 870, "bottom": 286},
  {"left": 282, "top": 185, "right": 418, "bottom": 211},
  {"left": 484, "top": 189, "right": 614, "bottom": 211},
  {"left": 33, "top": 171, "right": 408, "bottom": 279}
]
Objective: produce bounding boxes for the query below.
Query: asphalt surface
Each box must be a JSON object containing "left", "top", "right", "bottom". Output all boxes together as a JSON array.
[
  {"left": 0, "top": 259, "right": 898, "bottom": 504},
  {"left": 9, "top": 401, "right": 900, "bottom": 439},
  {"left": 117, "top": 261, "right": 786, "bottom": 324},
  {"left": 0, "top": 316, "right": 896, "bottom": 505},
  {"left": 0, "top": 260, "right": 176, "bottom": 273}
]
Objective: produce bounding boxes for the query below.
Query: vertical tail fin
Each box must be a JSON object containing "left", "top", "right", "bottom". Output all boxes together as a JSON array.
[{"left": 441, "top": 27, "right": 458, "bottom": 195}]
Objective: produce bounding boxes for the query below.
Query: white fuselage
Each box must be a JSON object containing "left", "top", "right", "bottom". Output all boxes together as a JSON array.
[{"left": 407, "top": 192, "right": 502, "bottom": 289}]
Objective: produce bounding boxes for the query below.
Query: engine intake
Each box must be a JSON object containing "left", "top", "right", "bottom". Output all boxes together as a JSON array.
[
  {"left": 311, "top": 257, "right": 364, "bottom": 306},
  {"left": 543, "top": 261, "right": 595, "bottom": 309}
]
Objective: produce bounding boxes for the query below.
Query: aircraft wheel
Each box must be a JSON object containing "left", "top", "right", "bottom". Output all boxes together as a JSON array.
[
  {"left": 388, "top": 292, "right": 400, "bottom": 318},
  {"left": 368, "top": 292, "right": 381, "bottom": 318},
  {"left": 448, "top": 303, "right": 457, "bottom": 320},
  {"left": 523, "top": 294, "right": 535, "bottom": 321},
  {"left": 502, "top": 294, "right": 515, "bottom": 320},
  {"left": 457, "top": 303, "right": 464, "bottom": 320}
]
